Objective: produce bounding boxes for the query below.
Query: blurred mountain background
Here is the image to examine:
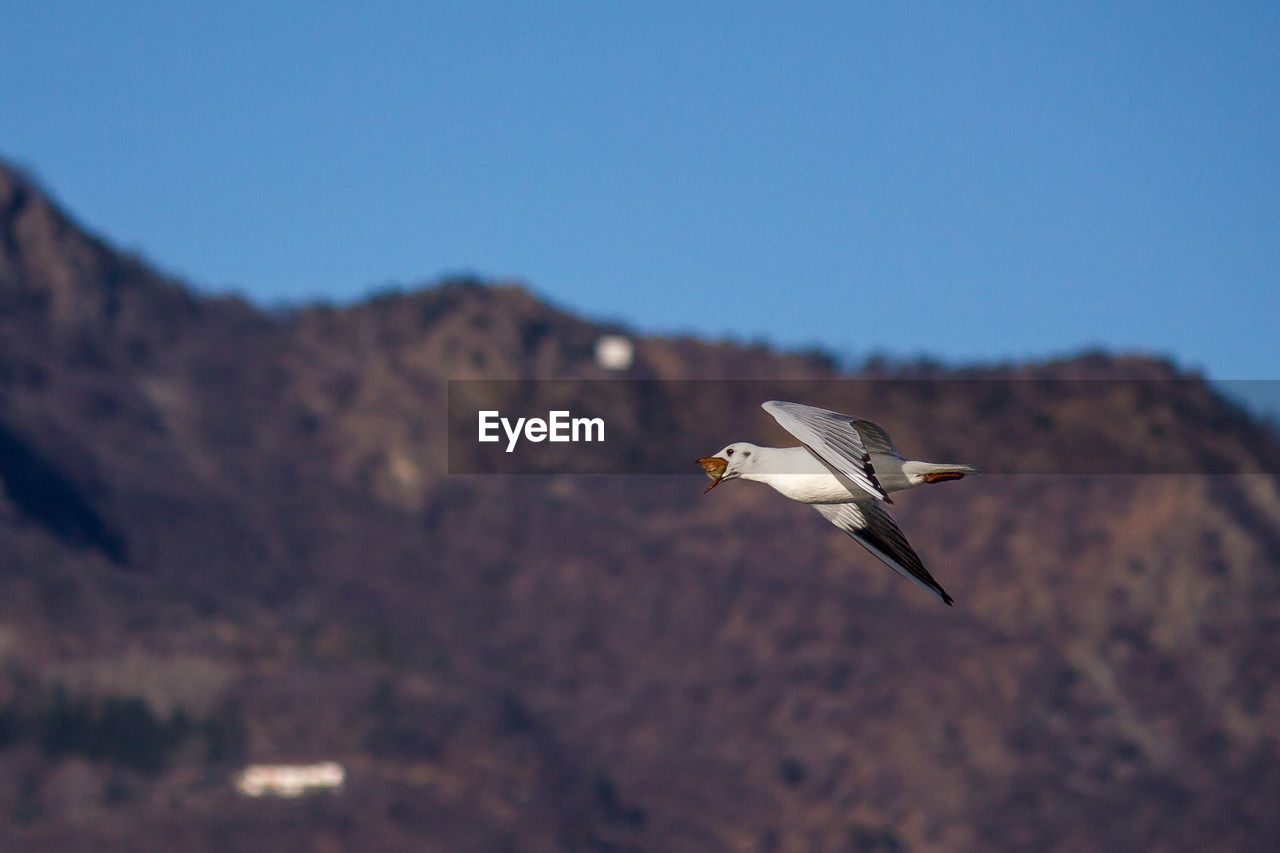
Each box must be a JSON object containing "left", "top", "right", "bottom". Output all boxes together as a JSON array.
[{"left": 2, "top": 161, "right": 1279, "bottom": 852}]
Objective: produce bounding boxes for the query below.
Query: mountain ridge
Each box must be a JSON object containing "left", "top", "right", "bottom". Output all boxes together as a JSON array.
[{"left": 1, "top": 161, "right": 1279, "bottom": 851}]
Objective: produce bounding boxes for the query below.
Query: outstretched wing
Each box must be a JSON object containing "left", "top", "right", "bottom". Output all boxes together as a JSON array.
[
  {"left": 762, "top": 401, "right": 890, "bottom": 502},
  {"left": 813, "top": 501, "right": 954, "bottom": 606},
  {"left": 848, "top": 418, "right": 903, "bottom": 460}
]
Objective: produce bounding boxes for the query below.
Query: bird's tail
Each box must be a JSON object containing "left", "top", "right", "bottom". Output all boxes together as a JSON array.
[{"left": 902, "top": 461, "right": 980, "bottom": 485}]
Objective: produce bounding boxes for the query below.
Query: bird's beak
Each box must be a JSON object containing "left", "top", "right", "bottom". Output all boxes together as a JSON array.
[{"left": 695, "top": 457, "right": 728, "bottom": 494}]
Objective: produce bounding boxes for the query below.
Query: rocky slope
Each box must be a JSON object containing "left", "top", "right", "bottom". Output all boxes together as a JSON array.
[{"left": 2, "top": 162, "right": 1279, "bottom": 851}]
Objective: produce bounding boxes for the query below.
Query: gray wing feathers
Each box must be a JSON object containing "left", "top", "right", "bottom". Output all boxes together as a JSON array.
[
  {"left": 812, "top": 501, "right": 955, "bottom": 606},
  {"left": 848, "top": 418, "right": 903, "bottom": 460},
  {"left": 762, "top": 401, "right": 890, "bottom": 502}
]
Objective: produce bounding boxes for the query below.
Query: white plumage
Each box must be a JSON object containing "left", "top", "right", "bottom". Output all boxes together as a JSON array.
[{"left": 696, "top": 401, "right": 978, "bottom": 606}]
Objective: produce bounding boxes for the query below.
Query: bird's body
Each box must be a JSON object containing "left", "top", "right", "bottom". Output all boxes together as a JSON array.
[
  {"left": 726, "top": 444, "right": 972, "bottom": 503},
  {"left": 696, "top": 401, "right": 978, "bottom": 606},
  {"left": 733, "top": 445, "right": 859, "bottom": 503}
]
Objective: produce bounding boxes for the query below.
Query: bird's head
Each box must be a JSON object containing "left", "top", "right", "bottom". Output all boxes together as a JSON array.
[{"left": 694, "top": 443, "right": 759, "bottom": 493}]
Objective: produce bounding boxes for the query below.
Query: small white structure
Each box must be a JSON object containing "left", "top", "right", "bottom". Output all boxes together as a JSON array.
[
  {"left": 594, "top": 335, "right": 634, "bottom": 371},
  {"left": 234, "top": 762, "right": 345, "bottom": 798}
]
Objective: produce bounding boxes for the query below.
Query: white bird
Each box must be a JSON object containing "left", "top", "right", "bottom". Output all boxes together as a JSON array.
[{"left": 696, "top": 400, "right": 978, "bottom": 606}]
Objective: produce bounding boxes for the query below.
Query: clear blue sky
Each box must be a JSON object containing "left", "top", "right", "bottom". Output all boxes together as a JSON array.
[{"left": 4, "top": 1, "right": 1278, "bottom": 378}]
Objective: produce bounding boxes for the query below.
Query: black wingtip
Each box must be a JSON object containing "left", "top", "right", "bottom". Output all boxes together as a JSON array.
[{"left": 942, "top": 592, "right": 955, "bottom": 606}]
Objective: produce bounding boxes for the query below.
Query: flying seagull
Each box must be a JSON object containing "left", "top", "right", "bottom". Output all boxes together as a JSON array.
[{"left": 696, "top": 400, "right": 977, "bottom": 606}]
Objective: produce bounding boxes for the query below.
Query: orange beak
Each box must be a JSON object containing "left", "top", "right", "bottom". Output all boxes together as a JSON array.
[{"left": 695, "top": 456, "right": 728, "bottom": 494}]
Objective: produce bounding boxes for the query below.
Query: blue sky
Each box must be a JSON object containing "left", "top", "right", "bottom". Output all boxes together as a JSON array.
[{"left": 3, "top": 2, "right": 1278, "bottom": 378}]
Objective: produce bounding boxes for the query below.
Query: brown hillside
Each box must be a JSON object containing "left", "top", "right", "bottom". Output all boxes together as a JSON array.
[{"left": 1, "top": 162, "right": 1278, "bottom": 851}]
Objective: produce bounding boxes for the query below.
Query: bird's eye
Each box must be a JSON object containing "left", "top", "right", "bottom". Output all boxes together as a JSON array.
[
  {"left": 743, "top": 451, "right": 750, "bottom": 457},
  {"left": 726, "top": 448, "right": 735, "bottom": 457}
]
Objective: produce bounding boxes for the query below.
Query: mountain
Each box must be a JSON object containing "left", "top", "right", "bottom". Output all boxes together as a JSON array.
[{"left": 2, "top": 161, "right": 1279, "bottom": 851}]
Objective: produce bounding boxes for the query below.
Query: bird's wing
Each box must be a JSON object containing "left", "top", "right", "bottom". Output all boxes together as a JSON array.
[
  {"left": 847, "top": 418, "right": 903, "bottom": 460},
  {"left": 762, "top": 401, "right": 890, "bottom": 502},
  {"left": 813, "top": 501, "right": 954, "bottom": 606}
]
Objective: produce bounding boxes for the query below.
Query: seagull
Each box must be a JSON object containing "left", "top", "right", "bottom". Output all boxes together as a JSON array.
[{"left": 696, "top": 400, "right": 978, "bottom": 606}]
